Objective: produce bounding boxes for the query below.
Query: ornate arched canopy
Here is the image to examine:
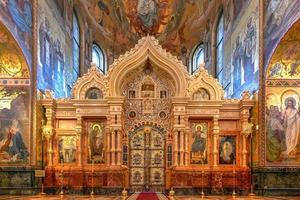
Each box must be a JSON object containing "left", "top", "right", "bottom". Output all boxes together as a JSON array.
[
  {"left": 188, "top": 64, "right": 224, "bottom": 100},
  {"left": 107, "top": 36, "right": 189, "bottom": 97},
  {"left": 72, "top": 63, "right": 107, "bottom": 99}
]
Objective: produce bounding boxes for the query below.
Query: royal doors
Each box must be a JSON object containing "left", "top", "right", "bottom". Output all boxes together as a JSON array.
[{"left": 129, "top": 126, "right": 165, "bottom": 192}]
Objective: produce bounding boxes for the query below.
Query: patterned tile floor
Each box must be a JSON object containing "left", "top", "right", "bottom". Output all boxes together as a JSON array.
[{"left": 0, "top": 195, "right": 299, "bottom": 200}]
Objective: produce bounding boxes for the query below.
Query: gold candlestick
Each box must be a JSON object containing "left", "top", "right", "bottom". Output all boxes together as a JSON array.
[
  {"left": 232, "top": 160, "right": 236, "bottom": 198},
  {"left": 90, "top": 160, "right": 94, "bottom": 197},
  {"left": 201, "top": 161, "right": 204, "bottom": 199},
  {"left": 60, "top": 161, "right": 64, "bottom": 198}
]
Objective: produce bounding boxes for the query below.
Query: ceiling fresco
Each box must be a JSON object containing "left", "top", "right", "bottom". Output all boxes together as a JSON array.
[
  {"left": 84, "top": 0, "right": 214, "bottom": 57},
  {"left": 267, "top": 20, "right": 300, "bottom": 79}
]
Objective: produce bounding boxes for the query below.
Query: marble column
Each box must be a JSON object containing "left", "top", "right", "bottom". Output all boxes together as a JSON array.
[
  {"left": 184, "top": 131, "right": 189, "bottom": 166},
  {"left": 117, "top": 130, "right": 122, "bottom": 165},
  {"left": 43, "top": 126, "right": 53, "bottom": 167},
  {"left": 111, "top": 130, "right": 116, "bottom": 165},
  {"left": 241, "top": 110, "right": 252, "bottom": 167},
  {"left": 173, "top": 131, "right": 178, "bottom": 166},
  {"left": 179, "top": 131, "right": 184, "bottom": 166},
  {"left": 75, "top": 123, "right": 82, "bottom": 167},
  {"left": 212, "top": 116, "right": 219, "bottom": 167},
  {"left": 106, "top": 127, "right": 111, "bottom": 165}
]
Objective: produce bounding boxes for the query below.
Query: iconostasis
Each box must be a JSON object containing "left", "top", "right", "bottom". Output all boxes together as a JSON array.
[{"left": 38, "top": 37, "right": 254, "bottom": 193}]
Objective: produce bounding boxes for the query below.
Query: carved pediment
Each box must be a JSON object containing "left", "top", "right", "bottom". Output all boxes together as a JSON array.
[
  {"left": 188, "top": 64, "right": 224, "bottom": 100},
  {"left": 107, "top": 36, "right": 189, "bottom": 97},
  {"left": 72, "top": 64, "right": 108, "bottom": 99}
]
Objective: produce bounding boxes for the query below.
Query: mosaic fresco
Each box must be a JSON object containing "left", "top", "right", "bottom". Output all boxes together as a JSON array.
[
  {"left": 266, "top": 88, "right": 300, "bottom": 164},
  {"left": 37, "top": 0, "right": 75, "bottom": 98},
  {"left": 264, "top": 0, "right": 300, "bottom": 66},
  {"left": 0, "top": 86, "right": 30, "bottom": 164},
  {"left": 190, "top": 122, "right": 208, "bottom": 164},
  {"left": 85, "top": 0, "right": 221, "bottom": 64},
  {"left": 219, "top": 136, "right": 236, "bottom": 165},
  {"left": 0, "top": 0, "right": 32, "bottom": 67},
  {"left": 265, "top": 19, "right": 300, "bottom": 165},
  {"left": 266, "top": 21, "right": 300, "bottom": 79},
  {"left": 87, "top": 122, "right": 105, "bottom": 163},
  {"left": 0, "top": 24, "right": 29, "bottom": 78},
  {"left": 224, "top": 0, "right": 259, "bottom": 98},
  {"left": 58, "top": 136, "right": 76, "bottom": 163}
]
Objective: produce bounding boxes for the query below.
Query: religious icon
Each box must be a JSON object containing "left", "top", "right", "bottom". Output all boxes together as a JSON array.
[
  {"left": 129, "top": 111, "right": 137, "bottom": 118},
  {"left": 88, "top": 122, "right": 104, "bottom": 163},
  {"left": 141, "top": 82, "right": 155, "bottom": 98},
  {"left": 133, "top": 171, "right": 142, "bottom": 183},
  {"left": 137, "top": 0, "right": 157, "bottom": 29},
  {"left": 0, "top": 119, "right": 28, "bottom": 162},
  {"left": 153, "top": 135, "right": 162, "bottom": 147},
  {"left": 266, "top": 91, "right": 300, "bottom": 162},
  {"left": 143, "top": 98, "right": 153, "bottom": 113},
  {"left": 159, "top": 111, "right": 166, "bottom": 119},
  {"left": 154, "top": 171, "right": 161, "bottom": 183},
  {"left": 219, "top": 136, "right": 235, "bottom": 164},
  {"left": 190, "top": 123, "right": 208, "bottom": 164},
  {"left": 0, "top": 87, "right": 30, "bottom": 164},
  {"left": 193, "top": 88, "right": 210, "bottom": 100},
  {"left": 153, "top": 153, "right": 162, "bottom": 165},
  {"left": 132, "top": 134, "right": 143, "bottom": 147},
  {"left": 58, "top": 136, "right": 76, "bottom": 163},
  {"left": 129, "top": 90, "right": 136, "bottom": 99},
  {"left": 160, "top": 90, "right": 167, "bottom": 99},
  {"left": 132, "top": 153, "right": 142, "bottom": 166},
  {"left": 85, "top": 87, "right": 103, "bottom": 99}
]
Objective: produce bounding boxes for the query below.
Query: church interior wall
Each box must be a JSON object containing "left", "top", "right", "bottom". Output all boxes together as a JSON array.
[
  {"left": 37, "top": 0, "right": 76, "bottom": 98},
  {"left": 0, "top": 0, "right": 300, "bottom": 196},
  {"left": 223, "top": 0, "right": 259, "bottom": 98},
  {"left": 253, "top": 18, "right": 300, "bottom": 195},
  {"left": 0, "top": 22, "right": 32, "bottom": 192},
  {"left": 264, "top": 0, "right": 300, "bottom": 68},
  {"left": 0, "top": 0, "right": 33, "bottom": 68}
]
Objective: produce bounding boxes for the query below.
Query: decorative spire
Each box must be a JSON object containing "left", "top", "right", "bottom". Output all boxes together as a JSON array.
[{"left": 199, "top": 62, "right": 206, "bottom": 71}]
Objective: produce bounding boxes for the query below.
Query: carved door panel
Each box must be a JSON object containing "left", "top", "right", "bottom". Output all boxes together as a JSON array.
[{"left": 130, "top": 128, "right": 165, "bottom": 192}]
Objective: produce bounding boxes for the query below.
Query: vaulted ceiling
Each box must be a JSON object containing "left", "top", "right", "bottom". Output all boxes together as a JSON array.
[{"left": 80, "top": 0, "right": 221, "bottom": 58}]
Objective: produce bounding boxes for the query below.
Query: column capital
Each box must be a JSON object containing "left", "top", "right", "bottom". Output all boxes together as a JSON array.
[
  {"left": 75, "top": 125, "right": 82, "bottom": 136},
  {"left": 42, "top": 126, "right": 53, "bottom": 140},
  {"left": 241, "top": 122, "right": 253, "bottom": 137}
]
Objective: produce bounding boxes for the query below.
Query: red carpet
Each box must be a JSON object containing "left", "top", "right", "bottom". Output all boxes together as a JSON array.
[{"left": 136, "top": 192, "right": 159, "bottom": 200}]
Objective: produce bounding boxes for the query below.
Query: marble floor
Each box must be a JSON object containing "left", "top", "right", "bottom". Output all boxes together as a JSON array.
[
  {"left": 0, "top": 195, "right": 299, "bottom": 200},
  {"left": 174, "top": 196, "right": 300, "bottom": 200}
]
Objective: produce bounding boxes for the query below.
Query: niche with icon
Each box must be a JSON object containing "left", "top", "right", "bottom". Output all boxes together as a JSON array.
[
  {"left": 86, "top": 121, "right": 105, "bottom": 163},
  {"left": 190, "top": 122, "right": 209, "bottom": 164},
  {"left": 219, "top": 136, "right": 236, "bottom": 165}
]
